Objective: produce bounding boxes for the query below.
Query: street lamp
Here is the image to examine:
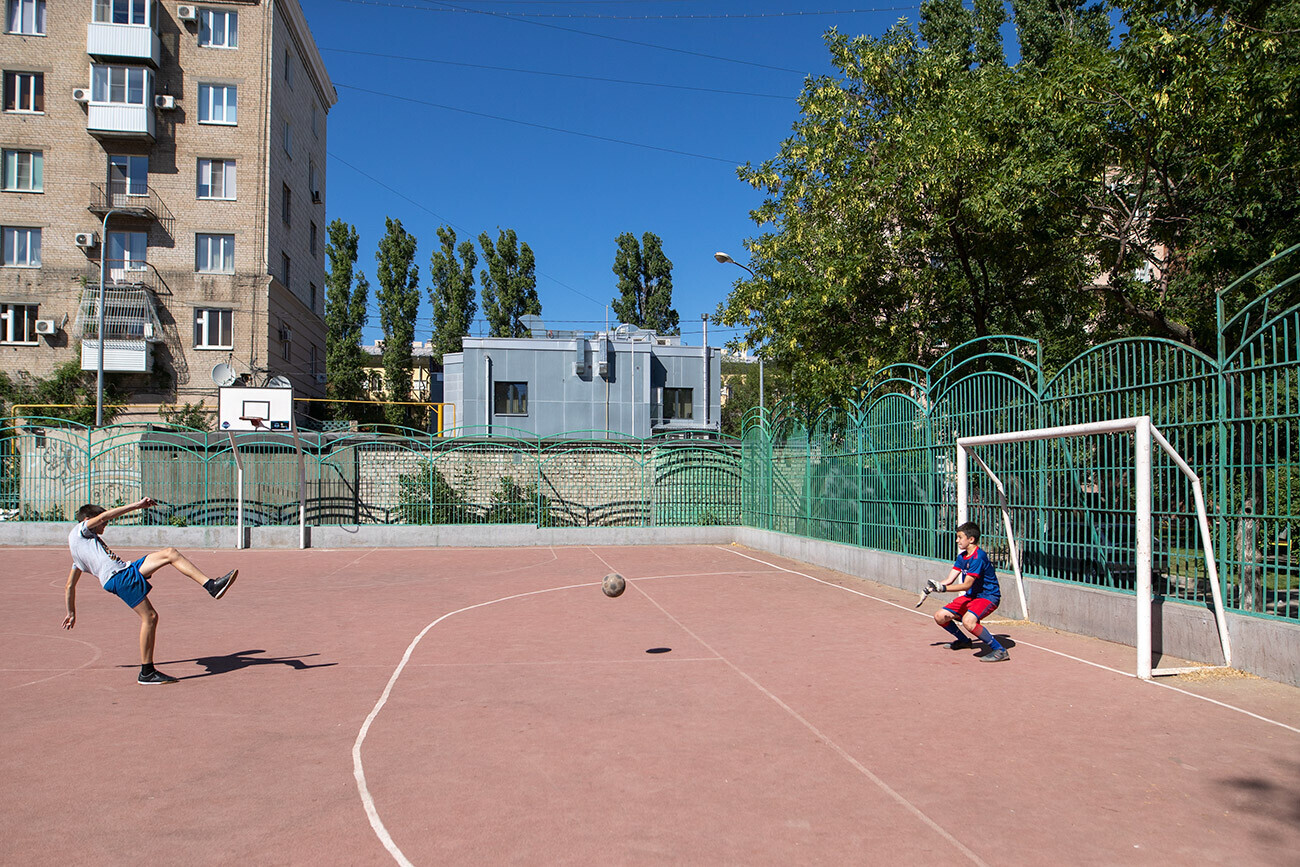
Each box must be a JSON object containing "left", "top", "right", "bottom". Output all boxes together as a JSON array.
[
  {"left": 713, "top": 251, "right": 762, "bottom": 411},
  {"left": 96, "top": 208, "right": 125, "bottom": 427}
]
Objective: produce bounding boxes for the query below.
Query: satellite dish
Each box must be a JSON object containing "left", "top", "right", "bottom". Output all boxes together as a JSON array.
[
  {"left": 267, "top": 375, "right": 292, "bottom": 389},
  {"left": 211, "top": 362, "right": 237, "bottom": 387}
]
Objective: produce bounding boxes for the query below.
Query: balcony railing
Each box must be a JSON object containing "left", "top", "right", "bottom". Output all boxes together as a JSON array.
[
  {"left": 89, "top": 183, "right": 175, "bottom": 235},
  {"left": 86, "top": 101, "right": 155, "bottom": 140}
]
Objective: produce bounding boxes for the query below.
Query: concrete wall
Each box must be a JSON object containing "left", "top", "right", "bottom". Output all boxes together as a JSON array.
[{"left": 6, "top": 520, "right": 1295, "bottom": 686}]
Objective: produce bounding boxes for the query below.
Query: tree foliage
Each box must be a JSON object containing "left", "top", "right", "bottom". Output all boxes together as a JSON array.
[
  {"left": 324, "top": 219, "right": 370, "bottom": 420},
  {"left": 428, "top": 225, "right": 478, "bottom": 360},
  {"left": 0, "top": 361, "right": 124, "bottom": 425},
  {"left": 479, "top": 229, "right": 540, "bottom": 338},
  {"left": 611, "top": 232, "right": 679, "bottom": 335},
  {"left": 375, "top": 217, "right": 421, "bottom": 427},
  {"left": 716, "top": 0, "right": 1300, "bottom": 407}
]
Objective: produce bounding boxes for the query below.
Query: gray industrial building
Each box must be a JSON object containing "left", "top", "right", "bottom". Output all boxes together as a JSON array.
[{"left": 441, "top": 320, "right": 721, "bottom": 438}]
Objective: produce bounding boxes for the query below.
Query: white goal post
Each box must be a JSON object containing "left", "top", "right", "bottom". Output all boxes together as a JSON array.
[{"left": 956, "top": 416, "right": 1232, "bottom": 680}]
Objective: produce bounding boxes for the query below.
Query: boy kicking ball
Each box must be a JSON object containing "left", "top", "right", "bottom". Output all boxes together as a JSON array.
[
  {"left": 63, "top": 497, "right": 238, "bottom": 685},
  {"left": 927, "top": 521, "right": 1009, "bottom": 662}
]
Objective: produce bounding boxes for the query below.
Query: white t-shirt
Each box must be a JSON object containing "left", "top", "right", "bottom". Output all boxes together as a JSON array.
[{"left": 68, "top": 521, "right": 130, "bottom": 587}]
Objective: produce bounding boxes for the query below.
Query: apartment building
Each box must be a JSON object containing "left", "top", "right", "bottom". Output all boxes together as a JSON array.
[{"left": 0, "top": 0, "right": 335, "bottom": 419}]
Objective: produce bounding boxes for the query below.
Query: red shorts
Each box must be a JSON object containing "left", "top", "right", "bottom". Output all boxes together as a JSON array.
[{"left": 943, "top": 595, "right": 998, "bottom": 621}]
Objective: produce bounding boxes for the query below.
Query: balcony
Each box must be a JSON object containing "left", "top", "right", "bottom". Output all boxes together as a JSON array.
[
  {"left": 89, "top": 183, "right": 175, "bottom": 235},
  {"left": 75, "top": 271, "right": 165, "bottom": 373},
  {"left": 87, "top": 102, "right": 155, "bottom": 140},
  {"left": 87, "top": 22, "right": 161, "bottom": 66}
]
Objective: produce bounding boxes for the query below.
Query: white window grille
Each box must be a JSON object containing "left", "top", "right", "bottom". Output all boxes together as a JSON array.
[
  {"left": 194, "top": 307, "right": 232, "bottom": 349},
  {"left": 197, "top": 83, "right": 237, "bottom": 124},
  {"left": 198, "top": 8, "right": 237, "bottom": 47},
  {"left": 93, "top": 0, "right": 147, "bottom": 25},
  {"left": 92, "top": 65, "right": 148, "bottom": 105},
  {"left": 2, "top": 226, "right": 39, "bottom": 266},
  {"left": 4, "top": 71, "right": 43, "bottom": 112},
  {"left": 197, "top": 158, "right": 235, "bottom": 199},
  {"left": 5, "top": 0, "right": 45, "bottom": 35},
  {"left": 195, "top": 233, "right": 235, "bottom": 274},
  {"left": 2, "top": 149, "right": 41, "bottom": 192}
]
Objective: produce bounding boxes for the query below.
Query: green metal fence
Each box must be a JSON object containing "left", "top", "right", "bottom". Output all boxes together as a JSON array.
[
  {"left": 742, "top": 245, "right": 1300, "bottom": 624},
  {"left": 0, "top": 422, "right": 742, "bottom": 530}
]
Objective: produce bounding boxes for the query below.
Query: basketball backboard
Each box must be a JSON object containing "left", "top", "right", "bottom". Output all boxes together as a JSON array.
[{"left": 219, "top": 385, "right": 294, "bottom": 431}]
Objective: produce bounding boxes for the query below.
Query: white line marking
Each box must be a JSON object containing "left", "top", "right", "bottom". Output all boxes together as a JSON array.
[
  {"left": 3, "top": 632, "right": 103, "bottom": 689},
  {"left": 632, "top": 581, "right": 991, "bottom": 866},
  {"left": 719, "top": 547, "right": 1300, "bottom": 736}
]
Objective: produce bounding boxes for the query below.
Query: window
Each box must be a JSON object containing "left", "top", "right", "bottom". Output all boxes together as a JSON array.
[
  {"left": 197, "top": 158, "right": 235, "bottom": 199},
  {"left": 281, "top": 253, "right": 290, "bottom": 288},
  {"left": 311, "top": 102, "right": 318, "bottom": 137},
  {"left": 309, "top": 221, "right": 316, "bottom": 256},
  {"left": 662, "top": 387, "right": 694, "bottom": 420},
  {"left": 281, "top": 184, "right": 291, "bottom": 224},
  {"left": 284, "top": 49, "right": 293, "bottom": 87},
  {"left": 3, "top": 71, "right": 43, "bottom": 112},
  {"left": 494, "top": 381, "right": 528, "bottom": 416},
  {"left": 308, "top": 160, "right": 318, "bottom": 200},
  {"left": 92, "top": 65, "right": 147, "bottom": 105},
  {"left": 194, "top": 307, "right": 233, "bottom": 349},
  {"left": 93, "top": 0, "right": 146, "bottom": 25},
  {"left": 2, "top": 226, "right": 39, "bottom": 266},
  {"left": 195, "top": 233, "right": 234, "bottom": 273},
  {"left": 198, "top": 8, "right": 237, "bottom": 47},
  {"left": 197, "top": 83, "right": 237, "bottom": 124},
  {"left": 309, "top": 343, "right": 318, "bottom": 376},
  {"left": 106, "top": 230, "right": 146, "bottom": 277},
  {"left": 5, "top": 0, "right": 44, "bottom": 34},
  {"left": 108, "top": 154, "right": 147, "bottom": 197},
  {"left": 309, "top": 281, "right": 316, "bottom": 312},
  {"left": 2, "top": 149, "right": 41, "bottom": 192},
  {"left": 0, "top": 303, "right": 37, "bottom": 344},
  {"left": 283, "top": 120, "right": 292, "bottom": 157}
]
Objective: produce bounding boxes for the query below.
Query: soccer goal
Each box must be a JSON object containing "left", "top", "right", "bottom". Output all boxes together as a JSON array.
[{"left": 956, "top": 416, "right": 1232, "bottom": 680}]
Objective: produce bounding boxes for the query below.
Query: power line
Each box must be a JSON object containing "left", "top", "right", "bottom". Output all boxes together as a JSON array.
[
  {"left": 320, "top": 47, "right": 793, "bottom": 100},
  {"left": 321, "top": 0, "right": 813, "bottom": 74},
  {"left": 333, "top": 82, "right": 745, "bottom": 164}
]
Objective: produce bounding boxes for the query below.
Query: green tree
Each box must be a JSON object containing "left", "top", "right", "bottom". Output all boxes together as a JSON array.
[
  {"left": 375, "top": 217, "right": 420, "bottom": 428},
  {"left": 479, "top": 229, "right": 540, "bottom": 338},
  {"left": 428, "top": 225, "right": 478, "bottom": 359},
  {"left": 0, "top": 361, "right": 124, "bottom": 426},
  {"left": 324, "top": 219, "right": 370, "bottom": 420},
  {"left": 611, "top": 231, "right": 679, "bottom": 335}
]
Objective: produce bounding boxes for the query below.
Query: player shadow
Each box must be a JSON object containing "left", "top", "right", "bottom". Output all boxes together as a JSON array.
[
  {"left": 928, "top": 634, "right": 1017, "bottom": 649},
  {"left": 137, "top": 649, "right": 337, "bottom": 679}
]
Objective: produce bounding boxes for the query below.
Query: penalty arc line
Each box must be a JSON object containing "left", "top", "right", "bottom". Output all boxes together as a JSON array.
[{"left": 719, "top": 547, "right": 1300, "bottom": 736}]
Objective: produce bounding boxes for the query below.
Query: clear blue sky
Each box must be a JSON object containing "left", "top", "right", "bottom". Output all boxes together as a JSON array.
[{"left": 303, "top": 1, "right": 925, "bottom": 348}]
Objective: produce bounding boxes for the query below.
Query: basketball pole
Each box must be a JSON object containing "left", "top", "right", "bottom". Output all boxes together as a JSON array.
[{"left": 227, "top": 430, "right": 246, "bottom": 549}]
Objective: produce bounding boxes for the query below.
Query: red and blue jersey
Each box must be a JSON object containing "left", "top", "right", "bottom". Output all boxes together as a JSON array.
[{"left": 953, "top": 546, "right": 1000, "bottom": 603}]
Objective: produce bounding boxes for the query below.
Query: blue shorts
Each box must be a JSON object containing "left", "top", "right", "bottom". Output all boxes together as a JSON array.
[{"left": 103, "top": 557, "right": 152, "bottom": 609}]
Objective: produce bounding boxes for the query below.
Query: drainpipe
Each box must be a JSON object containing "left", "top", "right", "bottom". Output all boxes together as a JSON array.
[
  {"left": 484, "top": 353, "right": 492, "bottom": 434},
  {"left": 701, "top": 314, "right": 709, "bottom": 432}
]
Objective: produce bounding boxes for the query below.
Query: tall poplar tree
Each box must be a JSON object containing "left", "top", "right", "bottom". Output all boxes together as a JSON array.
[
  {"left": 611, "top": 232, "right": 678, "bottom": 335},
  {"left": 429, "top": 226, "right": 478, "bottom": 360},
  {"left": 375, "top": 217, "right": 420, "bottom": 428},
  {"left": 479, "top": 229, "right": 540, "bottom": 337},
  {"left": 323, "top": 219, "right": 369, "bottom": 420}
]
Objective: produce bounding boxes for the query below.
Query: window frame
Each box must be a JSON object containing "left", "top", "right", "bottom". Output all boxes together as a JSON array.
[
  {"left": 2, "top": 225, "right": 40, "bottom": 267},
  {"left": 2, "top": 148, "right": 42, "bottom": 192},
  {"left": 662, "top": 387, "right": 694, "bottom": 421},
  {"left": 91, "top": 64, "right": 149, "bottom": 106},
  {"left": 0, "top": 302, "right": 38, "bottom": 344},
  {"left": 281, "top": 252, "right": 290, "bottom": 289},
  {"left": 92, "top": 0, "right": 147, "bottom": 26},
  {"left": 107, "top": 154, "right": 147, "bottom": 197},
  {"left": 197, "top": 82, "right": 237, "bottom": 125},
  {"left": 493, "top": 381, "right": 529, "bottom": 416},
  {"left": 5, "top": 0, "right": 45, "bottom": 35},
  {"left": 198, "top": 8, "right": 237, "bottom": 48},
  {"left": 281, "top": 183, "right": 291, "bottom": 225},
  {"left": 193, "top": 306, "right": 233, "bottom": 350},
  {"left": 196, "top": 157, "right": 236, "bottom": 200},
  {"left": 195, "top": 233, "right": 235, "bottom": 274},
  {"left": 3, "top": 70, "right": 43, "bottom": 113}
]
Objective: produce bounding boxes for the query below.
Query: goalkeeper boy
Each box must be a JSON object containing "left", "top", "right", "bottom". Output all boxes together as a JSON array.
[{"left": 925, "top": 521, "right": 1009, "bottom": 662}]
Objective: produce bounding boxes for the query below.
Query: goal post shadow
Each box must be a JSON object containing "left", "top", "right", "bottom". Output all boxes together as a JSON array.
[{"left": 957, "top": 415, "right": 1232, "bottom": 680}]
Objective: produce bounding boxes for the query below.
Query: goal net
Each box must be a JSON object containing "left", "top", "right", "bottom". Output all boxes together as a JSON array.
[{"left": 956, "top": 416, "right": 1231, "bottom": 679}]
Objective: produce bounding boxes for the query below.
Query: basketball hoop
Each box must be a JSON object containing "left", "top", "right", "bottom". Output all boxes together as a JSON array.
[{"left": 239, "top": 416, "right": 265, "bottom": 429}]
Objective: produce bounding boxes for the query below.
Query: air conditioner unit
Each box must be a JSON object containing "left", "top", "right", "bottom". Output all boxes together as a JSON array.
[
  {"left": 72, "top": 87, "right": 91, "bottom": 103},
  {"left": 314, "top": 373, "right": 327, "bottom": 384},
  {"left": 278, "top": 327, "right": 293, "bottom": 342},
  {"left": 34, "top": 319, "right": 58, "bottom": 335},
  {"left": 74, "top": 231, "right": 98, "bottom": 248},
  {"left": 176, "top": 5, "right": 197, "bottom": 21},
  {"left": 154, "top": 94, "right": 176, "bottom": 110}
]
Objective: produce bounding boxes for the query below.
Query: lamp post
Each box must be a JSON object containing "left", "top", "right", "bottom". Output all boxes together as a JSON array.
[
  {"left": 96, "top": 208, "right": 124, "bottom": 427},
  {"left": 713, "top": 251, "right": 762, "bottom": 411}
]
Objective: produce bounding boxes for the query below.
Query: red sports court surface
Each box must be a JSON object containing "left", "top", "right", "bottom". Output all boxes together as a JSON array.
[{"left": 4, "top": 543, "right": 1299, "bottom": 865}]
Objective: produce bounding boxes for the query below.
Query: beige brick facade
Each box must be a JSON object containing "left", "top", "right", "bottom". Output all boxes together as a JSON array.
[{"left": 0, "top": 0, "right": 334, "bottom": 420}]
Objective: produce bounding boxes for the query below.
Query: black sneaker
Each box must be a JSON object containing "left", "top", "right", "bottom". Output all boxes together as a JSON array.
[
  {"left": 138, "top": 669, "right": 179, "bottom": 685},
  {"left": 944, "top": 639, "right": 975, "bottom": 650},
  {"left": 208, "top": 569, "right": 238, "bottom": 599},
  {"left": 979, "top": 648, "right": 1010, "bottom": 663}
]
